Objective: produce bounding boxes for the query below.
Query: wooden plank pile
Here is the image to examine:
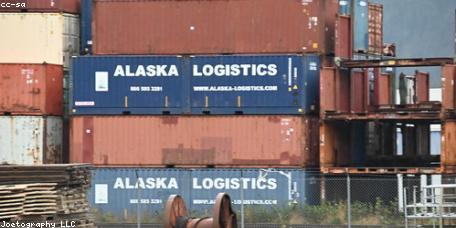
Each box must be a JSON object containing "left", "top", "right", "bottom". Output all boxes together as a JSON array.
[{"left": 0, "top": 164, "right": 95, "bottom": 227}]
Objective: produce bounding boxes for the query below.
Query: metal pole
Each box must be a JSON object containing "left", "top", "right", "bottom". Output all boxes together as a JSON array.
[
  {"left": 439, "top": 186, "right": 443, "bottom": 228},
  {"left": 135, "top": 170, "right": 141, "bottom": 228},
  {"left": 413, "top": 186, "right": 417, "bottom": 227},
  {"left": 404, "top": 187, "right": 408, "bottom": 228},
  {"left": 347, "top": 173, "right": 351, "bottom": 228},
  {"left": 241, "top": 170, "right": 245, "bottom": 228}
]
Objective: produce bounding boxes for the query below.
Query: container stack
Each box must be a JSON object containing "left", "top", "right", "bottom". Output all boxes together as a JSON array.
[
  {"left": 69, "top": 0, "right": 342, "bottom": 166},
  {"left": 68, "top": 0, "right": 343, "bottom": 220},
  {"left": 0, "top": 0, "right": 80, "bottom": 165},
  {"left": 320, "top": 0, "right": 449, "bottom": 173}
]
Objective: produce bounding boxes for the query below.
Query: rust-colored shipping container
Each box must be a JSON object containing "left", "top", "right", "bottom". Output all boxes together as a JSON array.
[
  {"left": 373, "top": 69, "right": 392, "bottom": 106},
  {"left": 442, "top": 121, "right": 456, "bottom": 171},
  {"left": 350, "top": 70, "right": 368, "bottom": 113},
  {"left": 70, "top": 116, "right": 319, "bottom": 167},
  {"left": 92, "top": 0, "right": 338, "bottom": 55},
  {"left": 442, "top": 65, "right": 456, "bottom": 110},
  {"left": 0, "top": 64, "right": 63, "bottom": 115},
  {"left": 368, "top": 3, "right": 383, "bottom": 55},
  {"left": 320, "top": 67, "right": 350, "bottom": 116},
  {"left": 0, "top": 0, "right": 80, "bottom": 13},
  {"left": 337, "top": 69, "right": 351, "bottom": 113},
  {"left": 415, "top": 70, "right": 430, "bottom": 103},
  {"left": 320, "top": 67, "right": 337, "bottom": 114},
  {"left": 335, "top": 15, "right": 352, "bottom": 59}
]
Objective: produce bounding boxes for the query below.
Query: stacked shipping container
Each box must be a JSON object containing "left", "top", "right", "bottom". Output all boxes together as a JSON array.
[
  {"left": 70, "top": 0, "right": 342, "bottom": 166},
  {"left": 70, "top": 0, "right": 343, "bottom": 217},
  {"left": 0, "top": 2, "right": 80, "bottom": 164}
]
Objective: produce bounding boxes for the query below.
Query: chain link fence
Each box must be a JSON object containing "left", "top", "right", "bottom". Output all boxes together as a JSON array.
[{"left": 92, "top": 172, "right": 456, "bottom": 227}]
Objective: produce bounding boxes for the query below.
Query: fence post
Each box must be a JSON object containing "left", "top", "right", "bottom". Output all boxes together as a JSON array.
[
  {"left": 347, "top": 173, "right": 351, "bottom": 228},
  {"left": 241, "top": 170, "right": 245, "bottom": 228}
]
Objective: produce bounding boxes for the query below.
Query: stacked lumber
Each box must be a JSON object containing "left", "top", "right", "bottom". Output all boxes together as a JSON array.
[{"left": 0, "top": 164, "right": 94, "bottom": 227}]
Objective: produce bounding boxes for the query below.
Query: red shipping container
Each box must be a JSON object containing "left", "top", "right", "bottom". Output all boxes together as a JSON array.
[
  {"left": 442, "top": 121, "right": 456, "bottom": 170},
  {"left": 337, "top": 69, "right": 351, "bottom": 113},
  {"left": 335, "top": 15, "right": 352, "bottom": 59},
  {"left": 373, "top": 69, "right": 391, "bottom": 105},
  {"left": 0, "top": 64, "right": 63, "bottom": 115},
  {"left": 320, "top": 67, "right": 337, "bottom": 114},
  {"left": 70, "top": 116, "right": 319, "bottom": 167},
  {"left": 442, "top": 65, "right": 456, "bottom": 110},
  {"left": 0, "top": 0, "right": 80, "bottom": 13},
  {"left": 415, "top": 70, "right": 430, "bottom": 103},
  {"left": 368, "top": 3, "right": 383, "bottom": 55},
  {"left": 92, "top": 0, "right": 338, "bottom": 55},
  {"left": 350, "top": 70, "right": 368, "bottom": 113}
]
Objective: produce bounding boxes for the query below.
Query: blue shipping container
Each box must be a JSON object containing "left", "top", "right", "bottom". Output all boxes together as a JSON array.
[
  {"left": 88, "top": 168, "right": 320, "bottom": 219},
  {"left": 189, "top": 55, "right": 320, "bottom": 114},
  {"left": 71, "top": 56, "right": 186, "bottom": 115},
  {"left": 353, "top": 0, "right": 369, "bottom": 53},
  {"left": 339, "top": 0, "right": 351, "bottom": 15},
  {"left": 70, "top": 55, "right": 320, "bottom": 115},
  {"left": 80, "top": 0, "right": 92, "bottom": 54}
]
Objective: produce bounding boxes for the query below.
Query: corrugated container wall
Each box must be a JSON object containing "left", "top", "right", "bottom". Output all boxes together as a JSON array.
[
  {"left": 71, "top": 55, "right": 320, "bottom": 115},
  {"left": 0, "top": 13, "right": 79, "bottom": 69},
  {"left": 89, "top": 168, "right": 320, "bottom": 220},
  {"left": 0, "top": 0, "right": 80, "bottom": 13},
  {"left": 70, "top": 116, "right": 319, "bottom": 167},
  {"left": 90, "top": 0, "right": 338, "bottom": 55},
  {"left": 0, "top": 116, "right": 63, "bottom": 165},
  {"left": 80, "top": 0, "right": 92, "bottom": 54},
  {"left": 353, "top": 0, "right": 369, "bottom": 53},
  {"left": 0, "top": 64, "right": 63, "bottom": 115}
]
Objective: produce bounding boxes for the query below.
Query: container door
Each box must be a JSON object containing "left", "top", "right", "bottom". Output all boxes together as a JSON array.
[
  {"left": 350, "top": 69, "right": 368, "bottom": 113},
  {"left": 352, "top": 0, "right": 368, "bottom": 53},
  {"left": 320, "top": 67, "right": 337, "bottom": 113},
  {"left": 442, "top": 65, "right": 456, "bottom": 110},
  {"left": 415, "top": 70, "right": 430, "bottom": 103},
  {"left": 335, "top": 15, "right": 352, "bottom": 59},
  {"left": 368, "top": 3, "right": 383, "bottom": 55}
]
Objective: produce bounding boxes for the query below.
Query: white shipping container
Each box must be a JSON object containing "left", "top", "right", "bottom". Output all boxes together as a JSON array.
[
  {"left": 0, "top": 116, "right": 63, "bottom": 165},
  {"left": 0, "top": 13, "right": 79, "bottom": 69}
]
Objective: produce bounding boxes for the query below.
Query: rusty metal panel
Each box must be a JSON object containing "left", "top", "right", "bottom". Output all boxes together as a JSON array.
[
  {"left": 373, "top": 69, "right": 391, "bottom": 105},
  {"left": 320, "top": 67, "right": 337, "bottom": 114},
  {"left": 442, "top": 121, "right": 456, "bottom": 169},
  {"left": 442, "top": 65, "right": 455, "bottom": 110},
  {"left": 336, "top": 69, "right": 351, "bottom": 112},
  {"left": 0, "top": 64, "right": 63, "bottom": 115},
  {"left": 320, "top": 122, "right": 350, "bottom": 168},
  {"left": 0, "top": 116, "right": 63, "bottom": 165},
  {"left": 350, "top": 70, "right": 368, "bottom": 113},
  {"left": 415, "top": 70, "right": 430, "bottom": 103},
  {"left": 0, "top": 0, "right": 80, "bottom": 13},
  {"left": 70, "top": 116, "right": 319, "bottom": 167},
  {"left": 0, "top": 13, "right": 79, "bottom": 69},
  {"left": 335, "top": 15, "right": 352, "bottom": 59},
  {"left": 91, "top": 0, "right": 337, "bottom": 55},
  {"left": 368, "top": 3, "right": 383, "bottom": 55}
]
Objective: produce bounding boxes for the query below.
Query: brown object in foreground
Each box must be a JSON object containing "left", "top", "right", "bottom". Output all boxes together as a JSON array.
[
  {"left": 0, "top": 64, "right": 63, "bottom": 115},
  {"left": 70, "top": 115, "right": 319, "bottom": 167},
  {"left": 164, "top": 193, "right": 237, "bottom": 228},
  {"left": 92, "top": 0, "right": 338, "bottom": 55},
  {"left": 0, "top": 164, "right": 94, "bottom": 226},
  {"left": 0, "top": 0, "right": 80, "bottom": 13}
]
